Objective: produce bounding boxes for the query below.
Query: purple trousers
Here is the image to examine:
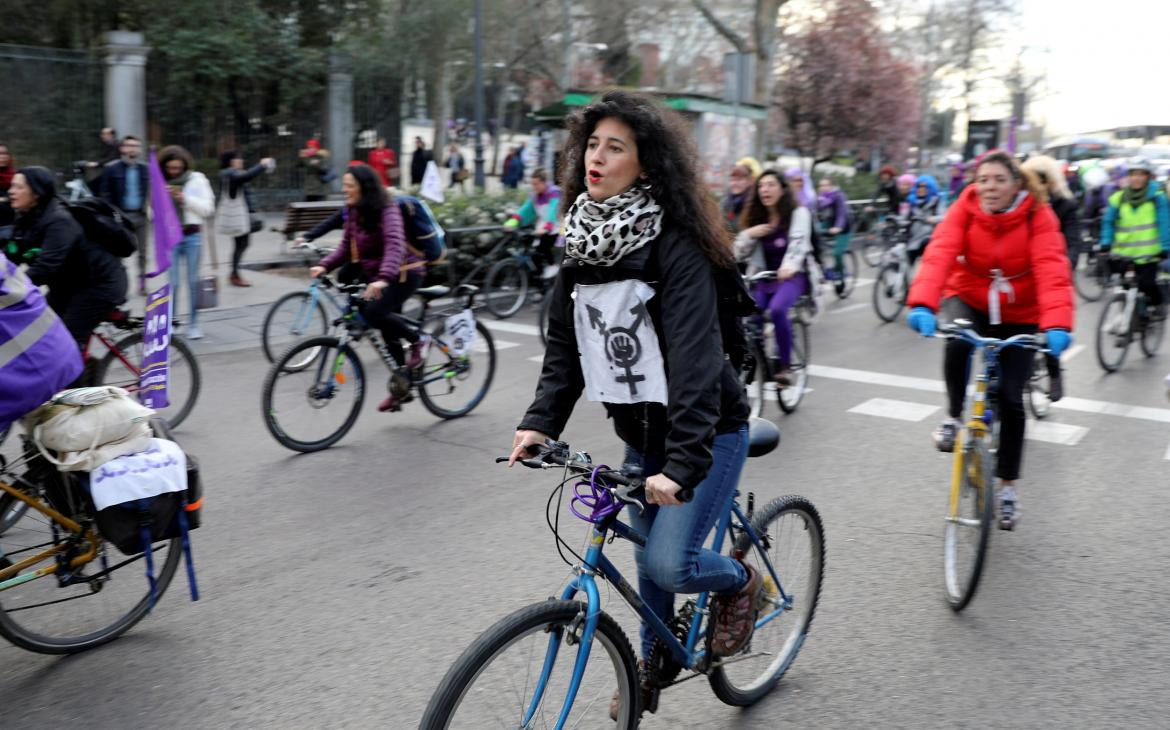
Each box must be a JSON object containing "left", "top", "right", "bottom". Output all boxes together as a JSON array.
[{"left": 753, "top": 274, "right": 808, "bottom": 366}]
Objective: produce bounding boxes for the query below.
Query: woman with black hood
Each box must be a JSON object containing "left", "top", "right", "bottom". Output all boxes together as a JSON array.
[
  {"left": 216, "top": 150, "right": 275, "bottom": 287},
  {"left": 7, "top": 166, "right": 128, "bottom": 346}
]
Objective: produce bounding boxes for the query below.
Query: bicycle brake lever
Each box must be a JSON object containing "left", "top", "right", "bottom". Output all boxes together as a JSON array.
[{"left": 613, "top": 483, "right": 646, "bottom": 516}]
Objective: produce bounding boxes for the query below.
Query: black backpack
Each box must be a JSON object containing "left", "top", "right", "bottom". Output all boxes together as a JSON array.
[
  {"left": 713, "top": 262, "right": 756, "bottom": 370},
  {"left": 63, "top": 197, "right": 138, "bottom": 258}
]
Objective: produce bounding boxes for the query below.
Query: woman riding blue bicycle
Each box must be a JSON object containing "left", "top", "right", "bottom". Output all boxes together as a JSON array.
[
  {"left": 507, "top": 90, "right": 758, "bottom": 717},
  {"left": 906, "top": 150, "right": 1075, "bottom": 530}
]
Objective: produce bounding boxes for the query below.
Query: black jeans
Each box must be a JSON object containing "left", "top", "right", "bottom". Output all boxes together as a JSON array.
[
  {"left": 1120, "top": 260, "right": 1165, "bottom": 307},
  {"left": 48, "top": 290, "right": 120, "bottom": 349},
  {"left": 231, "top": 234, "right": 250, "bottom": 277},
  {"left": 360, "top": 275, "right": 422, "bottom": 363},
  {"left": 940, "top": 297, "right": 1036, "bottom": 481}
]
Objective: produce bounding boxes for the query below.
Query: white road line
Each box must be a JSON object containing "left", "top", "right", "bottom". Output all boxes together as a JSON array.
[
  {"left": 476, "top": 339, "right": 520, "bottom": 352},
  {"left": 1164, "top": 441, "right": 1170, "bottom": 461},
  {"left": 847, "top": 398, "right": 939, "bottom": 422},
  {"left": 852, "top": 277, "right": 875, "bottom": 289},
  {"left": 1061, "top": 344, "right": 1085, "bottom": 363},
  {"left": 809, "top": 363, "right": 1170, "bottom": 424},
  {"left": 484, "top": 321, "right": 542, "bottom": 337},
  {"left": 527, "top": 355, "right": 545, "bottom": 363},
  {"left": 829, "top": 302, "right": 870, "bottom": 315},
  {"left": 1026, "top": 420, "right": 1089, "bottom": 446}
]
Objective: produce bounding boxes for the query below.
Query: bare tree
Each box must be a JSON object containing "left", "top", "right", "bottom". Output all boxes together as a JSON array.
[{"left": 691, "top": 0, "right": 787, "bottom": 105}]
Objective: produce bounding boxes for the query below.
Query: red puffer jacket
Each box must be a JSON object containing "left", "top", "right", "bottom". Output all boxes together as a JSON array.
[{"left": 907, "top": 186, "right": 1074, "bottom": 330}]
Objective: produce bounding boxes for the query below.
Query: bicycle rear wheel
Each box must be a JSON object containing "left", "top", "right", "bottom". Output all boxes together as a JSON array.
[
  {"left": 1074, "top": 251, "right": 1107, "bottom": 302},
  {"left": 709, "top": 495, "right": 824, "bottom": 706},
  {"left": 95, "top": 332, "right": 201, "bottom": 429},
  {"left": 834, "top": 249, "right": 859, "bottom": 299},
  {"left": 872, "top": 262, "right": 906, "bottom": 323},
  {"left": 420, "top": 600, "right": 639, "bottom": 729},
  {"left": 1140, "top": 311, "right": 1165, "bottom": 357},
  {"left": 942, "top": 432, "right": 994, "bottom": 611},
  {"left": 484, "top": 259, "right": 529, "bottom": 319},
  {"left": 1026, "top": 351, "right": 1052, "bottom": 419},
  {"left": 861, "top": 236, "right": 885, "bottom": 268},
  {"left": 0, "top": 472, "right": 181, "bottom": 654},
  {"left": 418, "top": 320, "right": 496, "bottom": 418},
  {"left": 778, "top": 321, "right": 810, "bottom": 414},
  {"left": 741, "top": 343, "right": 769, "bottom": 419},
  {"left": 1095, "top": 293, "right": 1130, "bottom": 373},
  {"left": 262, "top": 336, "right": 365, "bottom": 452},
  {"left": 261, "top": 291, "right": 330, "bottom": 364}
]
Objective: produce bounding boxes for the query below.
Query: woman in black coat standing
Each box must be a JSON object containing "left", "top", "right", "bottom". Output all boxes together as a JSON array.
[
  {"left": 217, "top": 150, "right": 274, "bottom": 287},
  {"left": 8, "top": 166, "right": 127, "bottom": 346}
]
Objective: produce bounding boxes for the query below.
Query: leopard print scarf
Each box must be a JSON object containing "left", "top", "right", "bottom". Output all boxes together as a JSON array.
[{"left": 563, "top": 184, "right": 664, "bottom": 267}]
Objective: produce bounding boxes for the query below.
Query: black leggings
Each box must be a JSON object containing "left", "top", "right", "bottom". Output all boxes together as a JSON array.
[
  {"left": 941, "top": 297, "right": 1036, "bottom": 481},
  {"left": 360, "top": 276, "right": 422, "bottom": 363},
  {"left": 232, "top": 234, "right": 250, "bottom": 276}
]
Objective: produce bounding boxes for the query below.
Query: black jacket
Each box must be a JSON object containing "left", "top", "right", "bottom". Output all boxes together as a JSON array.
[
  {"left": 1050, "top": 196, "right": 1083, "bottom": 255},
  {"left": 219, "top": 163, "right": 268, "bottom": 213},
  {"left": 16, "top": 199, "right": 128, "bottom": 304},
  {"left": 92, "top": 160, "right": 149, "bottom": 213},
  {"left": 519, "top": 226, "right": 749, "bottom": 490},
  {"left": 410, "top": 149, "right": 432, "bottom": 185}
]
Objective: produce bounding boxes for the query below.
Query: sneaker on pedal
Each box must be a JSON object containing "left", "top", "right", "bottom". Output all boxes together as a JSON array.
[
  {"left": 998, "top": 485, "right": 1020, "bottom": 530},
  {"left": 933, "top": 418, "right": 960, "bottom": 453},
  {"left": 406, "top": 334, "right": 431, "bottom": 370}
]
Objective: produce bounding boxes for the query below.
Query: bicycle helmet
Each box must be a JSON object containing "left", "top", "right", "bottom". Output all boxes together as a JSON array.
[{"left": 1128, "top": 157, "right": 1153, "bottom": 174}]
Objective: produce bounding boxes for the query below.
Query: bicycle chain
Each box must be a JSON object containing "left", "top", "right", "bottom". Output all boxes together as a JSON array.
[{"left": 645, "top": 600, "right": 696, "bottom": 688}]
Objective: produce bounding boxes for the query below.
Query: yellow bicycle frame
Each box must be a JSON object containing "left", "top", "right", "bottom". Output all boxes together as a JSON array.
[
  {"left": 0, "top": 477, "right": 101, "bottom": 590},
  {"left": 947, "top": 379, "right": 990, "bottom": 519}
]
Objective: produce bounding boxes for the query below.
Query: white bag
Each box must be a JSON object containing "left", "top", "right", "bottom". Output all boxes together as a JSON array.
[{"left": 30, "top": 387, "right": 155, "bottom": 472}]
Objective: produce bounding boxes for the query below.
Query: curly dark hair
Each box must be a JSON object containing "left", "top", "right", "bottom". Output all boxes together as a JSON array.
[
  {"left": 559, "top": 90, "right": 732, "bottom": 266},
  {"left": 740, "top": 169, "right": 795, "bottom": 231},
  {"left": 158, "top": 145, "right": 195, "bottom": 176},
  {"left": 344, "top": 163, "right": 389, "bottom": 232}
]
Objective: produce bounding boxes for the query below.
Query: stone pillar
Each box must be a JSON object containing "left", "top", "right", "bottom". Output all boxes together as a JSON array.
[
  {"left": 326, "top": 53, "right": 354, "bottom": 190},
  {"left": 103, "top": 31, "right": 151, "bottom": 141}
]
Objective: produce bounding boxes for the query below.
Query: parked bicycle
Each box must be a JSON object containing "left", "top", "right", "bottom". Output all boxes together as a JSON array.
[
  {"left": 420, "top": 424, "right": 824, "bottom": 728},
  {"left": 739, "top": 270, "right": 812, "bottom": 416},
  {"left": 260, "top": 243, "right": 349, "bottom": 363},
  {"left": 1096, "top": 255, "right": 1167, "bottom": 372},
  {"left": 935, "top": 322, "right": 1048, "bottom": 611},
  {"left": 261, "top": 277, "right": 497, "bottom": 452},
  {"left": 482, "top": 228, "right": 561, "bottom": 319}
]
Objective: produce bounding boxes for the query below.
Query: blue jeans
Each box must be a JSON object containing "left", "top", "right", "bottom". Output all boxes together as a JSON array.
[
  {"left": 169, "top": 232, "right": 202, "bottom": 326},
  {"left": 624, "top": 426, "right": 750, "bottom": 659}
]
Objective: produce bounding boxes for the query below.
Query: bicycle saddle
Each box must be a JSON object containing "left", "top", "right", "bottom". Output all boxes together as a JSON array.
[
  {"left": 103, "top": 308, "right": 131, "bottom": 324},
  {"left": 416, "top": 285, "right": 451, "bottom": 300},
  {"left": 747, "top": 417, "right": 780, "bottom": 458}
]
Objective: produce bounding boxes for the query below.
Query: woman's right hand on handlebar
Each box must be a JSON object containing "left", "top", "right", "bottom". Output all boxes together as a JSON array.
[
  {"left": 508, "top": 429, "right": 550, "bottom": 466},
  {"left": 309, "top": 266, "right": 326, "bottom": 278}
]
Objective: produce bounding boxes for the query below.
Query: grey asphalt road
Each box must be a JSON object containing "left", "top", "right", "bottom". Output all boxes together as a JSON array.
[{"left": 2, "top": 278, "right": 1169, "bottom": 729}]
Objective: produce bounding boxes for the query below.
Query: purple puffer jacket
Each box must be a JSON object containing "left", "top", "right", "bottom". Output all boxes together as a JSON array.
[
  {"left": 318, "top": 203, "right": 422, "bottom": 283},
  {"left": 1, "top": 253, "right": 83, "bottom": 432}
]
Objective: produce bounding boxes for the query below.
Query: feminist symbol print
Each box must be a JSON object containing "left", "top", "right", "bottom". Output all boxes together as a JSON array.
[{"left": 574, "top": 279, "right": 667, "bottom": 405}]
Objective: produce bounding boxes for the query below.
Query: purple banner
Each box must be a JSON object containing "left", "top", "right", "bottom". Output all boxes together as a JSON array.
[
  {"left": 139, "top": 283, "right": 172, "bottom": 409},
  {"left": 147, "top": 150, "right": 183, "bottom": 275}
]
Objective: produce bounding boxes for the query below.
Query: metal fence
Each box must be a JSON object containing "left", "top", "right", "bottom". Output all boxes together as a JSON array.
[{"left": 0, "top": 44, "right": 104, "bottom": 178}]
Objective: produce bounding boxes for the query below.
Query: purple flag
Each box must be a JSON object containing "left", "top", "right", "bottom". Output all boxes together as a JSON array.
[
  {"left": 139, "top": 284, "right": 171, "bottom": 409},
  {"left": 148, "top": 150, "right": 183, "bottom": 275}
]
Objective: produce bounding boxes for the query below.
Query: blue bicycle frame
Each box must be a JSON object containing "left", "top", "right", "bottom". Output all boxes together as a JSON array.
[
  {"left": 289, "top": 277, "right": 347, "bottom": 337},
  {"left": 523, "top": 493, "right": 795, "bottom": 730}
]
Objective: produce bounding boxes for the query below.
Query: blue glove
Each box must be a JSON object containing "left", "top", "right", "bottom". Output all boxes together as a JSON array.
[
  {"left": 1045, "top": 328, "right": 1072, "bottom": 358},
  {"left": 907, "top": 306, "right": 937, "bottom": 337}
]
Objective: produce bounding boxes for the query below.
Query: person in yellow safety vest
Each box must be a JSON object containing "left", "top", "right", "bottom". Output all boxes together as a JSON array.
[{"left": 1100, "top": 157, "right": 1170, "bottom": 318}]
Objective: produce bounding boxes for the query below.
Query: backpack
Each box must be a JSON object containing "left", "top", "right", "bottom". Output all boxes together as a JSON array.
[
  {"left": 63, "top": 196, "right": 138, "bottom": 258},
  {"left": 397, "top": 194, "right": 446, "bottom": 263},
  {"left": 713, "top": 263, "right": 756, "bottom": 371}
]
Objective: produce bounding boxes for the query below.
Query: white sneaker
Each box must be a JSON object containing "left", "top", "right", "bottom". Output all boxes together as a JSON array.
[
  {"left": 998, "top": 485, "right": 1019, "bottom": 531},
  {"left": 186, "top": 324, "right": 203, "bottom": 340}
]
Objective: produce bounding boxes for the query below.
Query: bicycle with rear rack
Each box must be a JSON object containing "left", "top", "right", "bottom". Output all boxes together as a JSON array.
[
  {"left": 1095, "top": 254, "right": 1167, "bottom": 373},
  {"left": 934, "top": 321, "right": 1049, "bottom": 611},
  {"left": 739, "top": 270, "right": 813, "bottom": 417},
  {"left": 420, "top": 422, "right": 823, "bottom": 729},
  {"left": 261, "top": 277, "right": 497, "bottom": 452}
]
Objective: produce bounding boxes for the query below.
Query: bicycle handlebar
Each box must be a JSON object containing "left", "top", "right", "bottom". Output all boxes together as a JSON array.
[
  {"left": 936, "top": 322, "right": 1048, "bottom": 352},
  {"left": 746, "top": 270, "right": 778, "bottom": 284}
]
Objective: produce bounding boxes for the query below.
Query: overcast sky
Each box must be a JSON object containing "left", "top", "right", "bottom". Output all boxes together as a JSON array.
[{"left": 1009, "top": 0, "right": 1170, "bottom": 135}]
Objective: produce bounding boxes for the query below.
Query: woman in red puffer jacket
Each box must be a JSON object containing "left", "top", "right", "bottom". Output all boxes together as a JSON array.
[{"left": 906, "top": 149, "right": 1074, "bottom": 530}]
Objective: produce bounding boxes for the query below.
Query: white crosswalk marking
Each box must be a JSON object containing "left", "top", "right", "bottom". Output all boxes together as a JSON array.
[
  {"left": 475, "top": 339, "right": 519, "bottom": 352},
  {"left": 848, "top": 398, "right": 939, "bottom": 422},
  {"left": 1061, "top": 344, "right": 1085, "bottom": 362},
  {"left": 1025, "top": 420, "right": 1089, "bottom": 446},
  {"left": 829, "top": 302, "right": 870, "bottom": 315},
  {"left": 484, "top": 321, "right": 542, "bottom": 337}
]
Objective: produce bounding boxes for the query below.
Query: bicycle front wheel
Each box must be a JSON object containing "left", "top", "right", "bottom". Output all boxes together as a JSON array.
[
  {"left": 942, "top": 432, "right": 994, "bottom": 611},
  {"left": 872, "top": 262, "right": 906, "bottom": 323},
  {"left": 261, "top": 291, "right": 330, "bottom": 363},
  {"left": 741, "top": 344, "right": 768, "bottom": 419},
  {"left": 778, "top": 321, "right": 810, "bottom": 414},
  {"left": 709, "top": 495, "right": 824, "bottom": 706},
  {"left": 420, "top": 600, "right": 639, "bottom": 730},
  {"left": 96, "top": 332, "right": 202, "bottom": 429},
  {"left": 262, "top": 337, "right": 366, "bottom": 452},
  {"left": 0, "top": 472, "right": 180, "bottom": 654},
  {"left": 834, "top": 249, "right": 859, "bottom": 299},
  {"left": 418, "top": 320, "right": 496, "bottom": 418},
  {"left": 484, "top": 259, "right": 530, "bottom": 319},
  {"left": 861, "top": 236, "right": 885, "bottom": 268},
  {"left": 1095, "top": 293, "right": 1130, "bottom": 373},
  {"left": 1140, "top": 311, "right": 1165, "bottom": 357}
]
